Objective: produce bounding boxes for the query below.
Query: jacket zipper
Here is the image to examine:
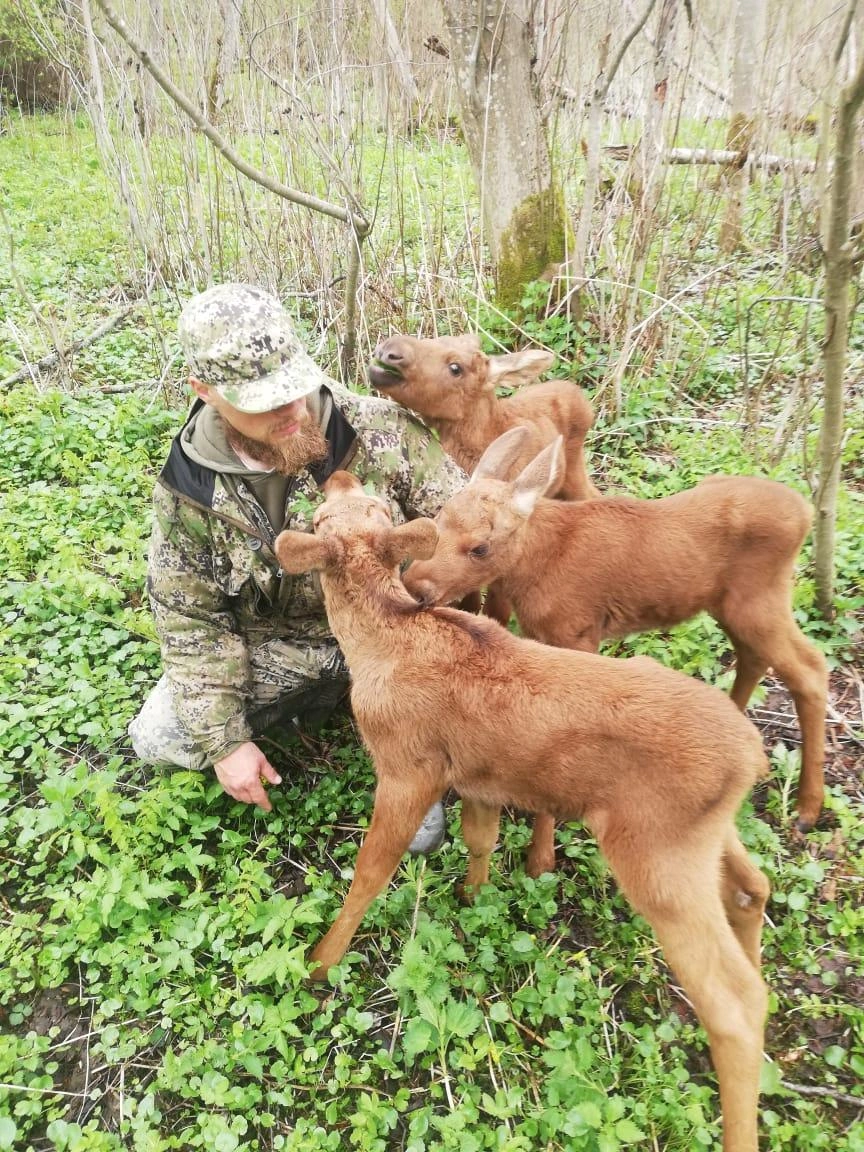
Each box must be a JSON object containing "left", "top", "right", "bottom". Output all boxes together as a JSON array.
[{"left": 157, "top": 479, "right": 278, "bottom": 565}]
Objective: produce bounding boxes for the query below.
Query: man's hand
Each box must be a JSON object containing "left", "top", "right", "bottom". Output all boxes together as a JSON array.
[{"left": 214, "top": 741, "right": 282, "bottom": 811}]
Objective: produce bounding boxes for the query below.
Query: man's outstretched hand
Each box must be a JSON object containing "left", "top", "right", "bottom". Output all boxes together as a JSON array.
[{"left": 214, "top": 741, "right": 282, "bottom": 811}]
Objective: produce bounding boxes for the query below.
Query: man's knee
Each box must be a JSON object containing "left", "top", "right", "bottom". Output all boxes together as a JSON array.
[
  {"left": 248, "top": 641, "right": 350, "bottom": 728},
  {"left": 128, "top": 677, "right": 208, "bottom": 772}
]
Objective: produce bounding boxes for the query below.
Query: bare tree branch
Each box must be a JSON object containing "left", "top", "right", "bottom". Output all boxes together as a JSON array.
[
  {"left": 90, "top": 0, "right": 370, "bottom": 236},
  {"left": 832, "top": 0, "right": 860, "bottom": 67},
  {"left": 370, "top": 0, "right": 419, "bottom": 107},
  {"left": 89, "top": 0, "right": 371, "bottom": 375},
  {"left": 781, "top": 1079, "right": 864, "bottom": 1108},
  {"left": 635, "top": 9, "right": 729, "bottom": 105},
  {"left": 596, "top": 0, "right": 658, "bottom": 103}
]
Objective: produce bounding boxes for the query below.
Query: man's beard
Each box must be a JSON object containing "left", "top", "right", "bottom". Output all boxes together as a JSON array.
[{"left": 228, "top": 417, "right": 328, "bottom": 475}]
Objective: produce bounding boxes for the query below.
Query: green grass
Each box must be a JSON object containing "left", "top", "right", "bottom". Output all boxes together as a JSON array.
[{"left": 0, "top": 113, "right": 862, "bottom": 1152}]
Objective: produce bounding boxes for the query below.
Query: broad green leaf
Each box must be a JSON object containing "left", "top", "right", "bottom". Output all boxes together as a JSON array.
[
  {"left": 0, "top": 1119, "right": 17, "bottom": 1151},
  {"left": 615, "top": 1118, "right": 648, "bottom": 1143},
  {"left": 403, "top": 1018, "right": 436, "bottom": 1058}
]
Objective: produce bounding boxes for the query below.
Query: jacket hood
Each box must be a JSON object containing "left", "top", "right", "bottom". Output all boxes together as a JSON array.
[{"left": 158, "top": 385, "right": 357, "bottom": 510}]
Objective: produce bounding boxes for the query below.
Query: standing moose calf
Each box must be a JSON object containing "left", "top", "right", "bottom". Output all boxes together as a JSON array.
[
  {"left": 368, "top": 332, "right": 600, "bottom": 500},
  {"left": 404, "top": 427, "right": 828, "bottom": 835},
  {"left": 275, "top": 472, "right": 770, "bottom": 1152}
]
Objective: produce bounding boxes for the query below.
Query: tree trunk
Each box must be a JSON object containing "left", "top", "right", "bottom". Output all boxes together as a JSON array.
[
  {"left": 370, "top": 0, "right": 419, "bottom": 115},
  {"left": 207, "top": 0, "right": 244, "bottom": 123},
  {"left": 813, "top": 49, "right": 864, "bottom": 618},
  {"left": 571, "top": 0, "right": 657, "bottom": 288},
  {"left": 847, "top": 6, "right": 864, "bottom": 223},
  {"left": 135, "top": 0, "right": 163, "bottom": 139},
  {"left": 442, "top": 0, "right": 567, "bottom": 310},
  {"left": 635, "top": 0, "right": 679, "bottom": 219},
  {"left": 815, "top": 1, "right": 859, "bottom": 250},
  {"left": 718, "top": 0, "right": 767, "bottom": 253}
]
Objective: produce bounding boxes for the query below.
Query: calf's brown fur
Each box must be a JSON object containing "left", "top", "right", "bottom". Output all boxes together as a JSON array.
[
  {"left": 368, "top": 332, "right": 600, "bottom": 500},
  {"left": 404, "top": 427, "right": 828, "bottom": 835},
  {"left": 275, "top": 471, "right": 770, "bottom": 1152}
]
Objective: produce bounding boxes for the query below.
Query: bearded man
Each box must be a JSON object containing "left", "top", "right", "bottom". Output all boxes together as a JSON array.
[{"left": 130, "top": 283, "right": 467, "bottom": 853}]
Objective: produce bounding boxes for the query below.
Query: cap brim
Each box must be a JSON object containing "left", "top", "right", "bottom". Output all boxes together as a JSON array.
[{"left": 218, "top": 349, "right": 329, "bottom": 413}]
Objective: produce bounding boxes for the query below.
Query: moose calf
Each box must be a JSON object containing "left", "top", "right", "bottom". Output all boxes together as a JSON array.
[
  {"left": 368, "top": 332, "right": 600, "bottom": 500},
  {"left": 404, "top": 427, "right": 828, "bottom": 835},
  {"left": 275, "top": 471, "right": 770, "bottom": 1152}
]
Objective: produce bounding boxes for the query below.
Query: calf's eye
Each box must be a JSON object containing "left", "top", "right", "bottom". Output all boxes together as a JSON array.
[
  {"left": 469, "top": 543, "right": 490, "bottom": 559},
  {"left": 448, "top": 362, "right": 463, "bottom": 377}
]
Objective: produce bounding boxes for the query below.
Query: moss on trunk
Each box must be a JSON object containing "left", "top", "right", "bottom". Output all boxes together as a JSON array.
[
  {"left": 718, "top": 112, "right": 757, "bottom": 253},
  {"left": 495, "top": 187, "right": 570, "bottom": 312}
]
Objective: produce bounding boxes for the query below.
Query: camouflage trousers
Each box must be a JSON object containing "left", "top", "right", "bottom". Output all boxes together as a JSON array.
[{"left": 128, "top": 638, "right": 350, "bottom": 771}]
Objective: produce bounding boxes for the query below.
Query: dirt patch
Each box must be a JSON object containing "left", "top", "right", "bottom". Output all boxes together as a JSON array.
[{"left": 24, "top": 984, "right": 90, "bottom": 1098}]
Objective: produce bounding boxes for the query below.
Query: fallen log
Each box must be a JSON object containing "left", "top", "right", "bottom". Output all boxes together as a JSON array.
[
  {"left": 604, "top": 144, "right": 816, "bottom": 174},
  {"left": 0, "top": 304, "right": 138, "bottom": 391}
]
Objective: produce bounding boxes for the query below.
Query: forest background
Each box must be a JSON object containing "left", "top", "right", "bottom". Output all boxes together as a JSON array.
[{"left": 0, "top": 1, "right": 863, "bottom": 1150}]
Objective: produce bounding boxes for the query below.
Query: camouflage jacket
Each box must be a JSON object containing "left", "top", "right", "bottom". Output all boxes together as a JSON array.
[{"left": 146, "top": 382, "right": 467, "bottom": 763}]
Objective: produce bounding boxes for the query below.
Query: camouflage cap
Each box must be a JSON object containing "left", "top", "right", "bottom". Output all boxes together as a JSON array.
[{"left": 178, "top": 283, "right": 327, "bottom": 413}]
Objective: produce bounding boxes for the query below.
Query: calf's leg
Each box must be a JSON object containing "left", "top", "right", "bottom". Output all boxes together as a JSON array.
[
  {"left": 525, "top": 812, "right": 557, "bottom": 877},
  {"left": 459, "top": 797, "right": 502, "bottom": 894},
  {"left": 517, "top": 632, "right": 601, "bottom": 880},
  {"left": 653, "top": 902, "right": 766, "bottom": 1152},
  {"left": 308, "top": 777, "right": 443, "bottom": 979},
  {"left": 721, "top": 830, "right": 770, "bottom": 971},
  {"left": 769, "top": 627, "right": 828, "bottom": 831},
  {"left": 723, "top": 604, "right": 827, "bottom": 830},
  {"left": 727, "top": 639, "right": 769, "bottom": 715},
  {"left": 601, "top": 827, "right": 767, "bottom": 1152}
]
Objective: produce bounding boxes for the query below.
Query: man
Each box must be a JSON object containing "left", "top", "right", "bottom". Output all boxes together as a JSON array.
[{"left": 129, "top": 283, "right": 467, "bottom": 853}]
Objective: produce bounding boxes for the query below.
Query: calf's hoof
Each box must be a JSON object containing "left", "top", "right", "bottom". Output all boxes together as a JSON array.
[
  {"left": 794, "top": 803, "right": 821, "bottom": 835},
  {"left": 455, "top": 880, "right": 479, "bottom": 906},
  {"left": 306, "top": 955, "right": 332, "bottom": 983}
]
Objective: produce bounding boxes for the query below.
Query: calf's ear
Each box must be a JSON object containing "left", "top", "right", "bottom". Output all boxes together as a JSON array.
[
  {"left": 380, "top": 518, "right": 438, "bottom": 566},
  {"left": 487, "top": 348, "right": 555, "bottom": 389},
  {"left": 472, "top": 425, "right": 531, "bottom": 482},
  {"left": 275, "top": 530, "right": 334, "bottom": 574},
  {"left": 512, "top": 435, "right": 565, "bottom": 516}
]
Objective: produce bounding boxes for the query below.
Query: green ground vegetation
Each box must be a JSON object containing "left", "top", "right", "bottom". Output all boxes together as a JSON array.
[{"left": 1, "top": 114, "right": 863, "bottom": 1152}]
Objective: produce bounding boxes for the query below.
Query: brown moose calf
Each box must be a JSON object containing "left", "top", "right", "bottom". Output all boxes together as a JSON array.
[
  {"left": 404, "top": 427, "right": 828, "bottom": 834},
  {"left": 368, "top": 332, "right": 600, "bottom": 500},
  {"left": 275, "top": 471, "right": 769, "bottom": 1152}
]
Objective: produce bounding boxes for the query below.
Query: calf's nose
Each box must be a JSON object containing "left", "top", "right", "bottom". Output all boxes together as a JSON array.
[
  {"left": 405, "top": 575, "right": 436, "bottom": 607},
  {"left": 374, "top": 339, "right": 405, "bottom": 367}
]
